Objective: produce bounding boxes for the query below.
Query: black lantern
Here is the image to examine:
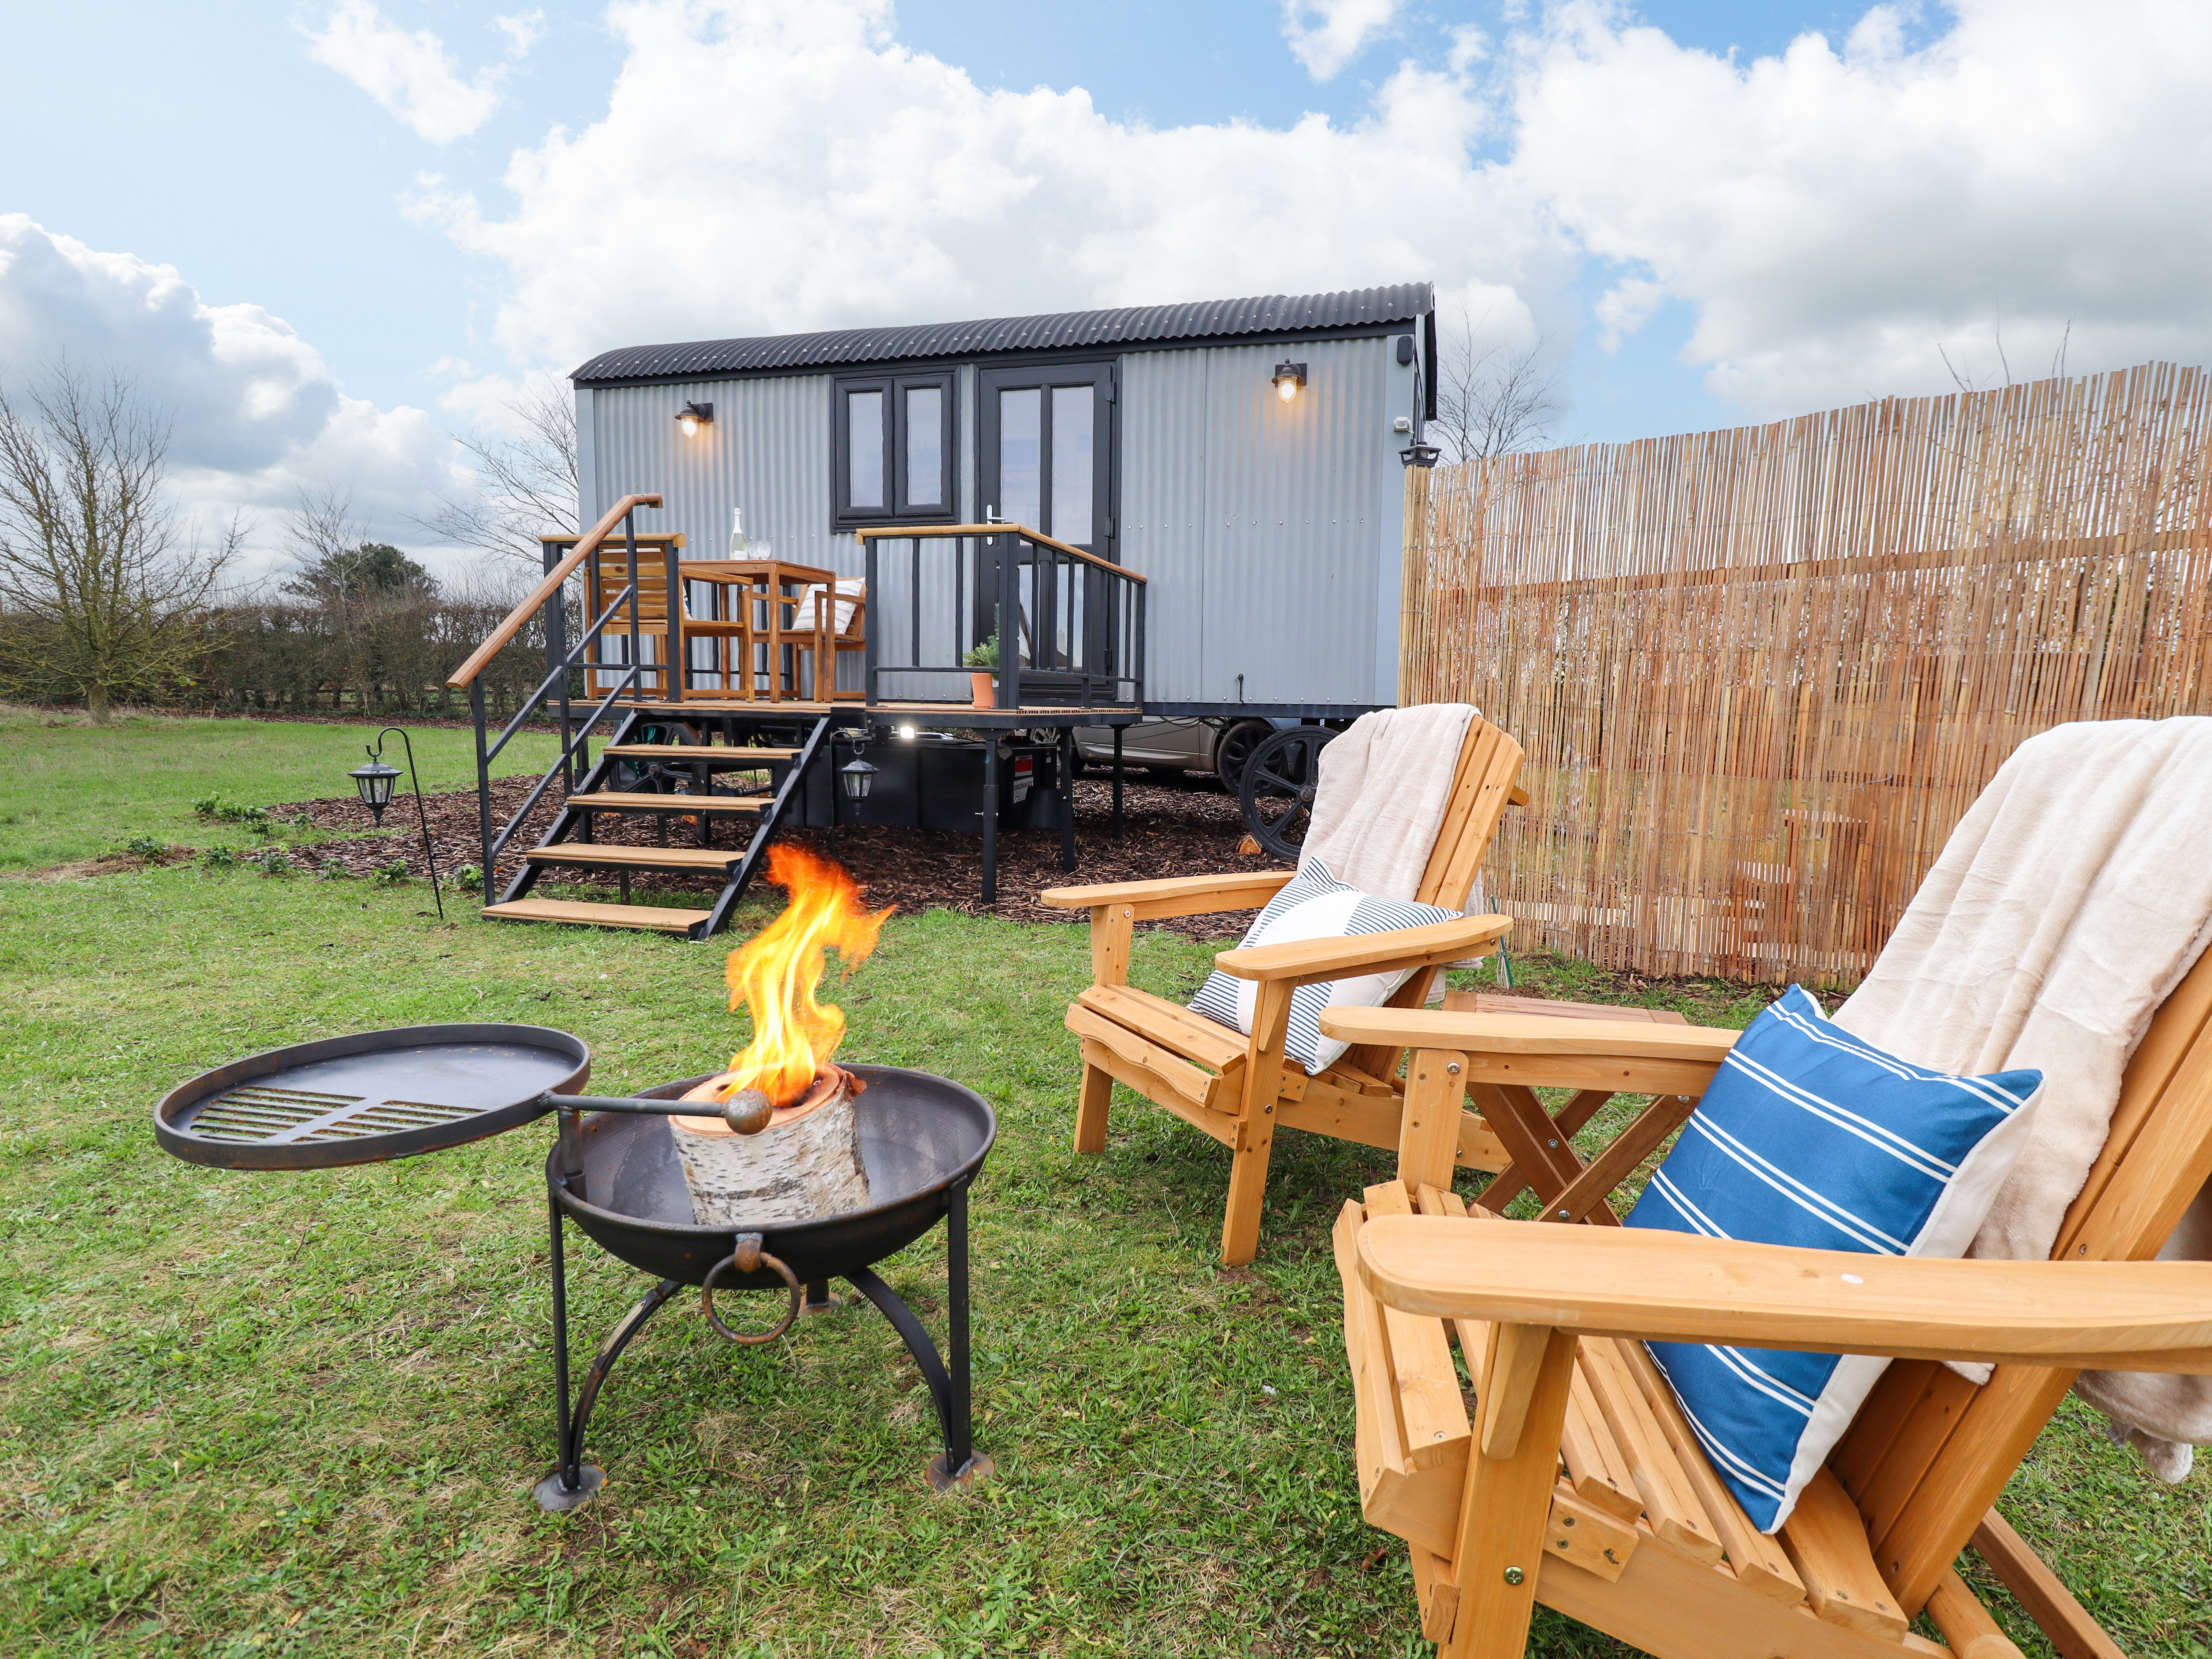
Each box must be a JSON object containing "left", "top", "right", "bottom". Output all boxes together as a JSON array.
[
  {"left": 345, "top": 729, "right": 444, "bottom": 921},
  {"left": 1270, "top": 361, "right": 1306, "bottom": 402},
  {"left": 1400, "top": 442, "right": 1441, "bottom": 470},
  {"left": 676, "top": 400, "right": 714, "bottom": 435},
  {"left": 840, "top": 757, "right": 879, "bottom": 802},
  {"left": 350, "top": 754, "right": 402, "bottom": 824}
]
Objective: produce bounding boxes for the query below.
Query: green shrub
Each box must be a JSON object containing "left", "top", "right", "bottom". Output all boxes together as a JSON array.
[
  {"left": 373, "top": 859, "right": 410, "bottom": 882},
  {"left": 198, "top": 846, "right": 239, "bottom": 871},
  {"left": 316, "top": 859, "right": 350, "bottom": 880},
  {"left": 122, "top": 834, "right": 170, "bottom": 863},
  {"left": 256, "top": 849, "right": 293, "bottom": 877},
  {"left": 451, "top": 863, "right": 483, "bottom": 888},
  {"left": 191, "top": 795, "right": 273, "bottom": 832}
]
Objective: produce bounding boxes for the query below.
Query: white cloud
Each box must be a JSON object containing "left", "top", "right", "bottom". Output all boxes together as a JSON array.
[
  {"left": 299, "top": 0, "right": 507, "bottom": 144},
  {"left": 493, "top": 9, "right": 545, "bottom": 58},
  {"left": 1281, "top": 0, "right": 1406, "bottom": 81},
  {"left": 412, "top": 0, "right": 1556, "bottom": 374},
  {"left": 0, "top": 216, "right": 476, "bottom": 580},
  {"left": 1498, "top": 0, "right": 2212, "bottom": 415}
]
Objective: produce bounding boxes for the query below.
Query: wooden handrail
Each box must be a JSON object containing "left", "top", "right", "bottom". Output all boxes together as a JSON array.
[
  {"left": 854, "top": 522, "right": 1147, "bottom": 584},
  {"left": 448, "top": 494, "right": 663, "bottom": 688}
]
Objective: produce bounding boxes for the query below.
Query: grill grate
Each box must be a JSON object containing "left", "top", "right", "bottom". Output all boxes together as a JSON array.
[
  {"left": 190, "top": 1085, "right": 484, "bottom": 1144},
  {"left": 154, "top": 1025, "right": 591, "bottom": 1170}
]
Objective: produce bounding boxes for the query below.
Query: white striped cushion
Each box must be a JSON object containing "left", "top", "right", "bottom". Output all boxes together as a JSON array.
[
  {"left": 1186, "top": 860, "right": 1460, "bottom": 1075},
  {"left": 1624, "top": 985, "right": 2044, "bottom": 1531}
]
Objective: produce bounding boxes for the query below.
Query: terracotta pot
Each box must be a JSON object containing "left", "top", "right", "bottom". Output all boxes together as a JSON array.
[{"left": 969, "top": 670, "right": 996, "bottom": 708}]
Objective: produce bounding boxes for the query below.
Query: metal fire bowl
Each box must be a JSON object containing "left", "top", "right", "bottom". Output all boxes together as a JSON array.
[{"left": 550, "top": 1067, "right": 996, "bottom": 1291}]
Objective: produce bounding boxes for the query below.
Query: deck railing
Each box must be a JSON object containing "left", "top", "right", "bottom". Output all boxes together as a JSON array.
[
  {"left": 445, "top": 493, "right": 663, "bottom": 903},
  {"left": 857, "top": 524, "right": 1144, "bottom": 710}
]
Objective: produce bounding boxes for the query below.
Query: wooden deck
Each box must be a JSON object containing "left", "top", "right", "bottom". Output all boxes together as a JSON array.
[{"left": 626, "top": 699, "right": 1140, "bottom": 726}]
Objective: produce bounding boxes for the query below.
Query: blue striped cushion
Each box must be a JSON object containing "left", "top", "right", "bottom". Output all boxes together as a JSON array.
[
  {"left": 1623, "top": 985, "right": 2044, "bottom": 1531},
  {"left": 1186, "top": 861, "right": 1460, "bottom": 1076}
]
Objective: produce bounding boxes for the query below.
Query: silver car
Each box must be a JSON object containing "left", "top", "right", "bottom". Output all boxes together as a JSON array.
[{"left": 1072, "top": 717, "right": 1277, "bottom": 789}]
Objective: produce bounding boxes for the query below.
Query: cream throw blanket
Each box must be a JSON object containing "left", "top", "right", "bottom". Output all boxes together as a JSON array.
[
  {"left": 1834, "top": 717, "right": 2212, "bottom": 1478},
  {"left": 1299, "top": 704, "right": 1480, "bottom": 904}
]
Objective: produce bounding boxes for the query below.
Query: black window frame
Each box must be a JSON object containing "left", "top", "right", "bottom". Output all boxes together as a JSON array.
[{"left": 831, "top": 367, "right": 958, "bottom": 530}]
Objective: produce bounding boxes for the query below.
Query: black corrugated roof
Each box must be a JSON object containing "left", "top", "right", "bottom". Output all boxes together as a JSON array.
[{"left": 572, "top": 283, "right": 1432, "bottom": 385}]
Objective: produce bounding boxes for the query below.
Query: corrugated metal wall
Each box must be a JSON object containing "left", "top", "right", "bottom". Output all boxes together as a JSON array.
[
  {"left": 579, "top": 334, "right": 1416, "bottom": 710},
  {"left": 1122, "top": 335, "right": 1411, "bottom": 707},
  {"left": 584, "top": 373, "right": 862, "bottom": 577}
]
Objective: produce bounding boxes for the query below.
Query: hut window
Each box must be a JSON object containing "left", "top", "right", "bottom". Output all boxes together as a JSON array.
[{"left": 833, "top": 368, "right": 956, "bottom": 529}]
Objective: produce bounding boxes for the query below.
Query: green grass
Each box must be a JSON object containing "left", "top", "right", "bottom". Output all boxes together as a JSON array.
[
  {"left": 0, "top": 707, "right": 559, "bottom": 871},
  {"left": 0, "top": 719, "right": 2206, "bottom": 1654}
]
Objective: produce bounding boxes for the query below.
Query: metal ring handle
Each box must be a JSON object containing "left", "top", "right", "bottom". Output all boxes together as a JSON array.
[{"left": 701, "top": 1233, "right": 803, "bottom": 1345}]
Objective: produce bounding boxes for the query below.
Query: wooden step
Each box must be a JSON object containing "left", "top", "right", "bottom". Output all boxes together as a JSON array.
[
  {"left": 571, "top": 791, "right": 771, "bottom": 814},
  {"left": 600, "top": 744, "right": 797, "bottom": 761},
  {"left": 482, "top": 898, "right": 709, "bottom": 933},
  {"left": 524, "top": 845, "right": 740, "bottom": 872}
]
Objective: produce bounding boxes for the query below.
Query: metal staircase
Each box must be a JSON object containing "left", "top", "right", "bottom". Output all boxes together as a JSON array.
[{"left": 483, "top": 707, "right": 832, "bottom": 939}]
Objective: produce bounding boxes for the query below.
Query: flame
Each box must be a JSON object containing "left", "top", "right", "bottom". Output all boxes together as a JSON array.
[{"left": 700, "top": 844, "right": 893, "bottom": 1110}]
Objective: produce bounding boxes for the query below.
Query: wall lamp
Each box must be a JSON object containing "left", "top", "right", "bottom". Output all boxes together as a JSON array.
[
  {"left": 1270, "top": 361, "right": 1306, "bottom": 402},
  {"left": 676, "top": 400, "right": 714, "bottom": 435}
]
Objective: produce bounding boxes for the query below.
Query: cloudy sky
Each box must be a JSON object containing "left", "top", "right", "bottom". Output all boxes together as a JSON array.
[{"left": 5, "top": 0, "right": 2208, "bottom": 579}]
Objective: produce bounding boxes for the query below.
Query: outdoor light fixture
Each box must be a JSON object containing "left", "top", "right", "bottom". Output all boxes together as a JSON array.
[
  {"left": 350, "top": 755, "right": 402, "bottom": 823},
  {"left": 345, "top": 727, "right": 445, "bottom": 920},
  {"left": 676, "top": 400, "right": 714, "bottom": 435},
  {"left": 1270, "top": 361, "right": 1306, "bottom": 402},
  {"left": 896, "top": 722, "right": 918, "bottom": 741},
  {"left": 1400, "top": 443, "right": 1441, "bottom": 470},
  {"left": 839, "top": 756, "right": 879, "bottom": 802}
]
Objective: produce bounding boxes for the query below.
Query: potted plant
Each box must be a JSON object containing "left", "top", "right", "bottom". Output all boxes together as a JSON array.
[{"left": 961, "top": 630, "right": 1000, "bottom": 709}]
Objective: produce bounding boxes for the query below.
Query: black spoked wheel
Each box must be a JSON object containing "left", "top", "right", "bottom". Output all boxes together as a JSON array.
[
  {"left": 1238, "top": 727, "right": 1334, "bottom": 860},
  {"left": 1212, "top": 720, "right": 1271, "bottom": 795}
]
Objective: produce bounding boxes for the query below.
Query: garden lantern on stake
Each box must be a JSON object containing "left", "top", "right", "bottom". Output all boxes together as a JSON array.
[{"left": 347, "top": 727, "right": 445, "bottom": 920}]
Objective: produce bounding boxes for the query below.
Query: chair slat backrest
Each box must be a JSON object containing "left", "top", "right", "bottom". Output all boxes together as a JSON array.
[
  {"left": 1414, "top": 718, "right": 1525, "bottom": 911},
  {"left": 1834, "top": 943, "right": 2212, "bottom": 1613}
]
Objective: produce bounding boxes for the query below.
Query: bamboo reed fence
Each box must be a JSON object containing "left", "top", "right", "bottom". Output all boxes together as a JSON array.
[{"left": 1402, "top": 361, "right": 2212, "bottom": 986}]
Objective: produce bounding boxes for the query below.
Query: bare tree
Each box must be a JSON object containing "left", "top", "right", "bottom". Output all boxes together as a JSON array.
[
  {"left": 1432, "top": 303, "right": 1567, "bottom": 464},
  {"left": 415, "top": 371, "right": 580, "bottom": 569},
  {"left": 0, "top": 363, "right": 236, "bottom": 720}
]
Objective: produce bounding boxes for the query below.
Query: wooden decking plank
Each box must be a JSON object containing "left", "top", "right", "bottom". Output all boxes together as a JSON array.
[
  {"left": 571, "top": 791, "right": 771, "bottom": 813},
  {"left": 523, "top": 846, "right": 740, "bottom": 871},
  {"left": 600, "top": 744, "right": 796, "bottom": 760},
  {"left": 482, "top": 898, "right": 707, "bottom": 933}
]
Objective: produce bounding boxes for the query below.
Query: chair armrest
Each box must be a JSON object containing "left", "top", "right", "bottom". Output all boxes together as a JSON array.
[
  {"left": 1357, "top": 1219, "right": 2212, "bottom": 1371},
  {"left": 1215, "top": 914, "right": 1510, "bottom": 987},
  {"left": 1317, "top": 1007, "right": 1740, "bottom": 1064},
  {"left": 1038, "top": 869, "right": 1295, "bottom": 921}
]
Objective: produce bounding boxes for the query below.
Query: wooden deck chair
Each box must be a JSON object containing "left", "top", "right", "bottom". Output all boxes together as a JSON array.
[
  {"left": 1320, "top": 946, "right": 2212, "bottom": 1659},
  {"left": 1037, "top": 716, "right": 1528, "bottom": 1266},
  {"left": 793, "top": 578, "right": 866, "bottom": 702}
]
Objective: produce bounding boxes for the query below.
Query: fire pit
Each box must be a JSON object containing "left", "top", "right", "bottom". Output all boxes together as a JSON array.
[{"left": 154, "top": 1029, "right": 996, "bottom": 1507}]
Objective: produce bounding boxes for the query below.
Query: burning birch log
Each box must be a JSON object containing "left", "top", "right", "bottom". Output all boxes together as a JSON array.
[
  {"left": 669, "top": 844, "right": 894, "bottom": 1227},
  {"left": 670, "top": 1064, "right": 872, "bottom": 1226}
]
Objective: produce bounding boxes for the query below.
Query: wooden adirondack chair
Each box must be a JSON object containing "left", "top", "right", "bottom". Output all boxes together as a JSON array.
[
  {"left": 1038, "top": 715, "right": 1528, "bottom": 1265},
  {"left": 1321, "top": 947, "right": 2212, "bottom": 1659}
]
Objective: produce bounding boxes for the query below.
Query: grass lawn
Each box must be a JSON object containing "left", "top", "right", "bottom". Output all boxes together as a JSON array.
[
  {"left": 2, "top": 726, "right": 2207, "bottom": 1655},
  {"left": 0, "top": 708, "right": 560, "bottom": 872}
]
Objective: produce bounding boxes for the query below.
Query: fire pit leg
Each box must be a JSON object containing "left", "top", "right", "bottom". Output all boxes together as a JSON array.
[
  {"left": 842, "top": 1181, "right": 990, "bottom": 1492},
  {"left": 535, "top": 1193, "right": 683, "bottom": 1511}
]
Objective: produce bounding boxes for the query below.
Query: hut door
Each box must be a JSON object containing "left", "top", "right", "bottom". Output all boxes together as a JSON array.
[
  {"left": 978, "top": 361, "right": 1118, "bottom": 686},
  {"left": 978, "top": 362, "right": 1116, "bottom": 559}
]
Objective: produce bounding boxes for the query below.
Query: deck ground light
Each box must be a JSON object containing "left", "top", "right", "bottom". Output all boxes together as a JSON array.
[
  {"left": 1400, "top": 441, "right": 1441, "bottom": 469},
  {"left": 1270, "top": 360, "right": 1306, "bottom": 402},
  {"left": 347, "top": 726, "right": 445, "bottom": 920}
]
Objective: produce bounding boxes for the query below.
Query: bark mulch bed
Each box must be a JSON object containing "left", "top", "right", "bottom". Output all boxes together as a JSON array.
[{"left": 259, "top": 771, "right": 1282, "bottom": 938}]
